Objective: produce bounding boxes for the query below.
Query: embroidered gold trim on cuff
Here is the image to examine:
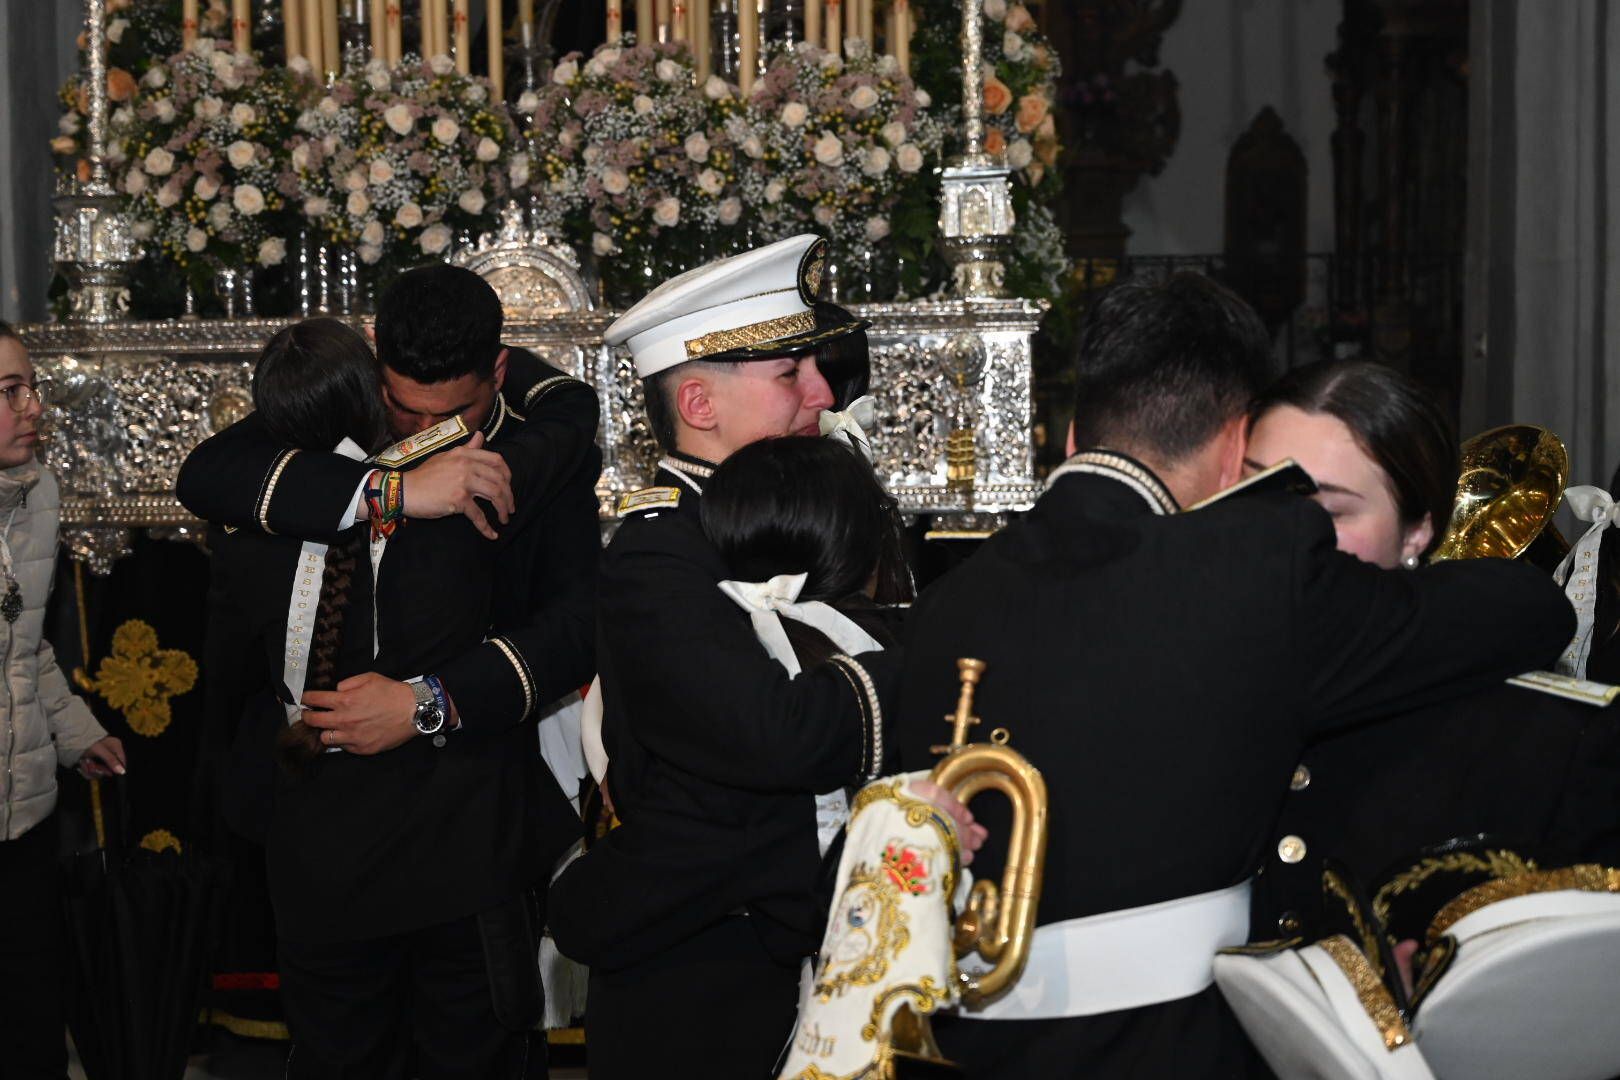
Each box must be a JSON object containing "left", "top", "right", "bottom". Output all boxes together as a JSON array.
[{"left": 1316, "top": 935, "right": 1413, "bottom": 1050}]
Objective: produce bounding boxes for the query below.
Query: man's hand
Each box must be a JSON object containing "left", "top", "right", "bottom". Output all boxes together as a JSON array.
[
  {"left": 400, "top": 432, "right": 514, "bottom": 540},
  {"left": 77, "top": 735, "right": 127, "bottom": 778},
  {"left": 301, "top": 673, "right": 419, "bottom": 755},
  {"left": 908, "top": 778, "right": 989, "bottom": 866}
]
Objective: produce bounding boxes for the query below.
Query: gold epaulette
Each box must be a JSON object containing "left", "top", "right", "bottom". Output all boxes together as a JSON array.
[
  {"left": 1507, "top": 670, "right": 1620, "bottom": 706},
  {"left": 371, "top": 416, "right": 469, "bottom": 469},
  {"left": 617, "top": 486, "right": 681, "bottom": 517}
]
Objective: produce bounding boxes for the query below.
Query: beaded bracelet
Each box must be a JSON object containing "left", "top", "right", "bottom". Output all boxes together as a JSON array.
[{"left": 365, "top": 468, "right": 405, "bottom": 540}]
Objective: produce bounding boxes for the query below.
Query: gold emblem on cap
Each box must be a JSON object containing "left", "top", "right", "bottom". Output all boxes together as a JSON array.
[
  {"left": 798, "top": 236, "right": 828, "bottom": 301},
  {"left": 683, "top": 311, "right": 817, "bottom": 361}
]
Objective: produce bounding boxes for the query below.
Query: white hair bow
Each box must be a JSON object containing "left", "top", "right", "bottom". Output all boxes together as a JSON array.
[
  {"left": 717, "top": 573, "right": 883, "bottom": 675},
  {"left": 1552, "top": 485, "right": 1620, "bottom": 677},
  {"left": 819, "top": 395, "right": 877, "bottom": 463}
]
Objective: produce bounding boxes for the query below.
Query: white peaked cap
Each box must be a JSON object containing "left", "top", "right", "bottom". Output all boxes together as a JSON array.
[{"left": 603, "top": 234, "right": 865, "bottom": 378}]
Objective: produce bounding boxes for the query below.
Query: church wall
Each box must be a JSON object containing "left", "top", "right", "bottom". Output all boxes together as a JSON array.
[{"left": 1120, "top": 0, "right": 1340, "bottom": 256}]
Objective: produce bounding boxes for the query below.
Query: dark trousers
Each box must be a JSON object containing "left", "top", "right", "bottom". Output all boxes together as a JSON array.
[
  {"left": 279, "top": 897, "right": 544, "bottom": 1080},
  {"left": 586, "top": 915, "right": 800, "bottom": 1080},
  {"left": 0, "top": 813, "right": 67, "bottom": 1080}
]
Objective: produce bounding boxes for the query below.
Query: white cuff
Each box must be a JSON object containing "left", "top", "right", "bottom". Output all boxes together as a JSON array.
[{"left": 340, "top": 474, "right": 368, "bottom": 527}]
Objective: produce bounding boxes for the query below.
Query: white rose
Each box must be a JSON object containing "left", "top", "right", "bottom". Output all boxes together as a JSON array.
[
  {"left": 185, "top": 227, "right": 208, "bottom": 252},
  {"left": 429, "top": 53, "right": 454, "bottom": 75},
  {"left": 878, "top": 54, "right": 900, "bottom": 76},
  {"left": 633, "top": 94, "right": 654, "bottom": 115},
  {"left": 915, "top": 88, "right": 932, "bottom": 107},
  {"left": 515, "top": 90, "right": 540, "bottom": 113},
  {"left": 359, "top": 243, "right": 383, "bottom": 264},
  {"left": 656, "top": 59, "right": 680, "bottom": 82},
  {"left": 458, "top": 188, "right": 486, "bottom": 214},
  {"left": 153, "top": 98, "right": 176, "bottom": 123},
  {"left": 1007, "top": 138, "right": 1033, "bottom": 169},
  {"left": 196, "top": 96, "right": 223, "bottom": 120},
  {"left": 592, "top": 232, "right": 615, "bottom": 256},
  {"left": 475, "top": 136, "right": 500, "bottom": 162},
  {"left": 106, "top": 143, "right": 126, "bottom": 166},
  {"left": 813, "top": 132, "right": 844, "bottom": 166},
  {"left": 652, "top": 196, "right": 680, "bottom": 227},
  {"left": 226, "top": 102, "right": 255, "bottom": 132},
  {"left": 1003, "top": 30, "right": 1025, "bottom": 58},
  {"left": 232, "top": 183, "right": 265, "bottom": 215},
  {"left": 123, "top": 168, "right": 147, "bottom": 195},
  {"left": 131, "top": 220, "right": 154, "bottom": 240},
  {"left": 257, "top": 237, "right": 287, "bottom": 266},
  {"left": 601, "top": 168, "right": 629, "bottom": 195},
  {"left": 112, "top": 106, "right": 133, "bottom": 129},
  {"left": 394, "top": 201, "right": 424, "bottom": 228},
  {"left": 704, "top": 75, "right": 730, "bottom": 100},
  {"left": 864, "top": 215, "right": 890, "bottom": 242},
  {"left": 226, "top": 140, "right": 256, "bottom": 169},
  {"left": 582, "top": 145, "right": 601, "bottom": 165},
  {"left": 343, "top": 169, "right": 367, "bottom": 192},
  {"left": 697, "top": 168, "right": 723, "bottom": 196},
  {"left": 813, "top": 203, "right": 835, "bottom": 226},
  {"left": 585, "top": 57, "right": 608, "bottom": 78},
  {"left": 431, "top": 116, "right": 460, "bottom": 144},
  {"left": 684, "top": 131, "right": 710, "bottom": 163},
  {"left": 418, "top": 223, "right": 452, "bottom": 253},
  {"left": 718, "top": 196, "right": 742, "bottom": 226},
  {"left": 143, "top": 147, "right": 175, "bottom": 176},
  {"left": 849, "top": 85, "right": 880, "bottom": 111},
  {"left": 383, "top": 104, "right": 414, "bottom": 136},
  {"left": 895, "top": 142, "right": 923, "bottom": 173},
  {"left": 983, "top": 0, "right": 1006, "bottom": 17},
  {"left": 303, "top": 196, "right": 329, "bottom": 217},
  {"left": 155, "top": 182, "right": 180, "bottom": 208},
  {"left": 466, "top": 83, "right": 487, "bottom": 103},
  {"left": 368, "top": 67, "right": 391, "bottom": 91},
  {"left": 287, "top": 55, "right": 312, "bottom": 77},
  {"left": 209, "top": 49, "right": 233, "bottom": 76},
  {"left": 820, "top": 53, "right": 842, "bottom": 73},
  {"left": 508, "top": 158, "right": 530, "bottom": 186},
  {"left": 859, "top": 146, "right": 891, "bottom": 176},
  {"left": 208, "top": 202, "right": 231, "bottom": 229},
  {"left": 361, "top": 219, "right": 385, "bottom": 246},
  {"left": 765, "top": 178, "right": 785, "bottom": 203},
  {"left": 142, "top": 66, "right": 168, "bottom": 88},
  {"left": 194, "top": 174, "right": 220, "bottom": 200},
  {"left": 552, "top": 59, "right": 578, "bottom": 85},
  {"left": 366, "top": 157, "right": 393, "bottom": 184},
  {"left": 317, "top": 95, "right": 340, "bottom": 117},
  {"left": 321, "top": 135, "right": 339, "bottom": 154},
  {"left": 742, "top": 135, "right": 764, "bottom": 159},
  {"left": 291, "top": 143, "right": 312, "bottom": 171},
  {"left": 599, "top": 46, "right": 622, "bottom": 65},
  {"left": 347, "top": 190, "right": 370, "bottom": 216},
  {"left": 781, "top": 102, "right": 808, "bottom": 128},
  {"left": 107, "top": 18, "right": 129, "bottom": 43},
  {"left": 881, "top": 121, "right": 907, "bottom": 147}
]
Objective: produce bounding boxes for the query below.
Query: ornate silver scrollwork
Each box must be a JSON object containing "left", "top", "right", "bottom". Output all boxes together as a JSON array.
[{"left": 450, "top": 202, "right": 595, "bottom": 319}]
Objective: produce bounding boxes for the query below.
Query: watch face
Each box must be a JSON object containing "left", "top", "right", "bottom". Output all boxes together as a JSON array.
[{"left": 415, "top": 705, "right": 445, "bottom": 735}]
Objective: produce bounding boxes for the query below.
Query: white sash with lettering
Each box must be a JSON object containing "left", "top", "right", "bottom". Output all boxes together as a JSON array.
[{"left": 281, "top": 437, "right": 367, "bottom": 723}]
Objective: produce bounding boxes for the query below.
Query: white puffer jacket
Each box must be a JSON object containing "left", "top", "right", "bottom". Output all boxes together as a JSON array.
[{"left": 0, "top": 462, "right": 105, "bottom": 841}]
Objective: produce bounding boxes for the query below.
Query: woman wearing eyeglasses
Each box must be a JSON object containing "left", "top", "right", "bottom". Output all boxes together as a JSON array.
[{"left": 0, "top": 320, "right": 127, "bottom": 1078}]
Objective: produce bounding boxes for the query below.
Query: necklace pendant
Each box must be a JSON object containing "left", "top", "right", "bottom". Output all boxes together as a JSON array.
[{"left": 1, "top": 581, "right": 21, "bottom": 623}]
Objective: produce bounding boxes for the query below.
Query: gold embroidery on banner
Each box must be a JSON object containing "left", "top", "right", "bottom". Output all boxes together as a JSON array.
[
  {"left": 1372, "top": 849, "right": 1538, "bottom": 926},
  {"left": 92, "top": 619, "right": 199, "bottom": 736},
  {"left": 684, "top": 311, "right": 817, "bottom": 360},
  {"left": 812, "top": 858, "right": 914, "bottom": 1002},
  {"left": 1424, "top": 864, "right": 1620, "bottom": 944},
  {"left": 861, "top": 976, "right": 953, "bottom": 1042},
  {"left": 1322, "top": 866, "right": 1386, "bottom": 981},
  {"left": 1316, "top": 935, "right": 1413, "bottom": 1051}
]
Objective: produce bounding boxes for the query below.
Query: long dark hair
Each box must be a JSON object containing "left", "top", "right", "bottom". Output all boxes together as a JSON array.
[
  {"left": 1249, "top": 360, "right": 1457, "bottom": 557},
  {"left": 251, "top": 318, "right": 385, "bottom": 770},
  {"left": 702, "top": 437, "right": 913, "bottom": 666}
]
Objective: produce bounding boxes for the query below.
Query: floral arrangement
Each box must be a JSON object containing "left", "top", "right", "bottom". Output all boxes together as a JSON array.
[
  {"left": 113, "top": 40, "right": 303, "bottom": 279},
  {"left": 537, "top": 38, "right": 748, "bottom": 302},
  {"left": 738, "top": 40, "right": 944, "bottom": 266},
  {"left": 287, "top": 54, "right": 519, "bottom": 270}
]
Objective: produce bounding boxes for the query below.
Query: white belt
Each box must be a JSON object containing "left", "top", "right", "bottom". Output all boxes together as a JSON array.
[{"left": 961, "top": 880, "right": 1253, "bottom": 1021}]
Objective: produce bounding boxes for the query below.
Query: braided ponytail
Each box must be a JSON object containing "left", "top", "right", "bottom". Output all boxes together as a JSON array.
[{"left": 276, "top": 528, "right": 366, "bottom": 772}]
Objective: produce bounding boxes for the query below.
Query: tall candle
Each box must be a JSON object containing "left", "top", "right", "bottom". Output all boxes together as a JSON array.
[
  {"left": 671, "top": 0, "right": 686, "bottom": 40},
  {"left": 843, "top": 0, "right": 857, "bottom": 44},
  {"left": 737, "top": 0, "right": 757, "bottom": 91},
  {"left": 487, "top": 0, "right": 503, "bottom": 97},
  {"left": 635, "top": 0, "right": 653, "bottom": 44},
  {"left": 426, "top": 0, "right": 444, "bottom": 57},
  {"left": 824, "top": 0, "right": 840, "bottom": 53},
  {"left": 858, "top": 0, "right": 872, "bottom": 46},
  {"left": 369, "top": 0, "right": 387, "bottom": 58},
  {"left": 385, "top": 0, "right": 402, "bottom": 62},
  {"left": 284, "top": 0, "right": 303, "bottom": 61},
  {"left": 302, "top": 0, "right": 323, "bottom": 72},
  {"left": 655, "top": 0, "right": 670, "bottom": 42},
  {"left": 232, "top": 0, "right": 252, "bottom": 50},
  {"left": 894, "top": 0, "right": 909, "bottom": 72},
  {"left": 518, "top": 0, "right": 534, "bottom": 31},
  {"left": 606, "top": 0, "right": 623, "bottom": 43},
  {"left": 691, "top": 0, "right": 708, "bottom": 77},
  {"left": 804, "top": 0, "right": 820, "bottom": 50},
  {"left": 321, "top": 0, "right": 340, "bottom": 73},
  {"left": 453, "top": 0, "right": 470, "bottom": 70},
  {"left": 182, "top": 0, "right": 199, "bottom": 47}
]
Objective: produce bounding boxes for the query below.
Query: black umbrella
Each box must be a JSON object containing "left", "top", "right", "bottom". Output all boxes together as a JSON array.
[{"left": 60, "top": 777, "right": 229, "bottom": 1080}]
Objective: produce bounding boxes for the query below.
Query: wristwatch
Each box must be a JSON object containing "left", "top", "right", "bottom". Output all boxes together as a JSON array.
[{"left": 411, "top": 679, "right": 446, "bottom": 737}]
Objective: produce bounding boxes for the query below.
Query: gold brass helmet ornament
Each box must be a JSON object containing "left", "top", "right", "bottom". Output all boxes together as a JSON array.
[
  {"left": 881, "top": 659, "right": 1051, "bottom": 1074},
  {"left": 1430, "top": 424, "right": 1571, "bottom": 568}
]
